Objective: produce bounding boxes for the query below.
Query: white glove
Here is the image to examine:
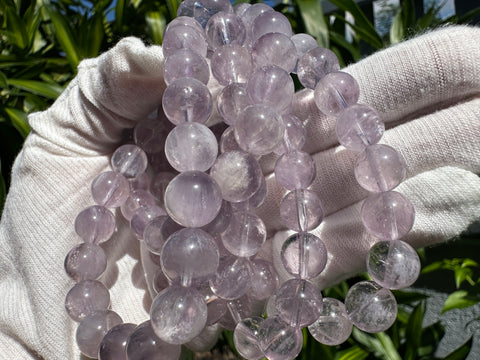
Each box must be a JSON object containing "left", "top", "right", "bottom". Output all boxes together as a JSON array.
[{"left": 0, "top": 26, "right": 479, "bottom": 360}]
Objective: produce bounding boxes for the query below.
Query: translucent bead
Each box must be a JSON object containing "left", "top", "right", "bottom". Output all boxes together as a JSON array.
[
  {"left": 249, "top": 259, "right": 279, "bottom": 300},
  {"left": 161, "top": 228, "right": 219, "bottom": 286},
  {"left": 234, "top": 104, "right": 285, "bottom": 156},
  {"left": 129, "top": 172, "right": 150, "bottom": 192},
  {"left": 345, "top": 281, "right": 397, "bottom": 333},
  {"left": 164, "top": 171, "right": 222, "bottom": 227},
  {"left": 234, "top": 317, "right": 265, "bottom": 360},
  {"left": 197, "top": 282, "right": 228, "bottom": 326},
  {"left": 336, "top": 104, "right": 385, "bottom": 151},
  {"left": 220, "top": 126, "right": 242, "bottom": 152},
  {"left": 281, "top": 232, "right": 328, "bottom": 279},
  {"left": 111, "top": 144, "right": 148, "bottom": 178},
  {"left": 297, "top": 47, "right": 340, "bottom": 89},
  {"left": 217, "top": 83, "right": 251, "bottom": 126},
  {"left": 164, "top": 48, "right": 210, "bottom": 85},
  {"left": 307, "top": 298, "right": 352, "bottom": 346},
  {"left": 150, "top": 172, "right": 175, "bottom": 205},
  {"left": 354, "top": 144, "right": 406, "bottom": 192},
  {"left": 162, "top": 77, "right": 213, "bottom": 125},
  {"left": 291, "top": 34, "right": 318, "bottom": 61},
  {"left": 274, "top": 150, "right": 316, "bottom": 190},
  {"left": 279, "top": 189, "right": 324, "bottom": 232},
  {"left": 205, "top": 11, "right": 246, "bottom": 50},
  {"left": 252, "top": 33, "right": 297, "bottom": 73},
  {"left": 98, "top": 323, "right": 136, "bottom": 360},
  {"left": 361, "top": 191, "right": 415, "bottom": 240},
  {"left": 153, "top": 268, "right": 171, "bottom": 294},
  {"left": 91, "top": 171, "right": 130, "bottom": 208},
  {"left": 211, "top": 44, "right": 252, "bottom": 85},
  {"left": 76, "top": 310, "right": 122, "bottom": 358},
  {"left": 367, "top": 240, "right": 421, "bottom": 289},
  {"left": 221, "top": 211, "right": 266, "bottom": 257},
  {"left": 259, "top": 316, "right": 303, "bottom": 360},
  {"left": 64, "top": 243, "right": 107, "bottom": 281},
  {"left": 314, "top": 71, "right": 360, "bottom": 116},
  {"left": 130, "top": 205, "right": 165, "bottom": 239},
  {"left": 234, "top": 2, "right": 250, "bottom": 17},
  {"left": 126, "top": 321, "right": 181, "bottom": 360},
  {"left": 150, "top": 285, "right": 207, "bottom": 344},
  {"left": 179, "top": 0, "right": 233, "bottom": 27},
  {"left": 246, "top": 65, "right": 294, "bottom": 115},
  {"left": 210, "top": 256, "right": 252, "bottom": 300},
  {"left": 202, "top": 200, "right": 233, "bottom": 235},
  {"left": 240, "top": 3, "right": 271, "bottom": 45},
  {"left": 162, "top": 25, "right": 207, "bottom": 58},
  {"left": 210, "top": 150, "right": 263, "bottom": 202},
  {"left": 165, "top": 122, "right": 218, "bottom": 172},
  {"left": 251, "top": 10, "right": 292, "bottom": 41},
  {"left": 273, "top": 114, "right": 306, "bottom": 155},
  {"left": 134, "top": 114, "right": 173, "bottom": 154},
  {"left": 143, "top": 216, "right": 168, "bottom": 254},
  {"left": 65, "top": 280, "right": 110, "bottom": 322},
  {"left": 165, "top": 16, "right": 204, "bottom": 34},
  {"left": 75, "top": 205, "right": 115, "bottom": 244},
  {"left": 120, "top": 189, "right": 156, "bottom": 221},
  {"left": 232, "top": 175, "right": 267, "bottom": 211}
]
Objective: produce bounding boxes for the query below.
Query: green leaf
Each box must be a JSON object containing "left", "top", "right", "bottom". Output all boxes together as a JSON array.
[
  {"left": 0, "top": 168, "right": 5, "bottom": 213},
  {"left": 389, "top": 8, "right": 404, "bottom": 44},
  {"left": 6, "top": 79, "right": 63, "bottom": 99},
  {"left": 1, "top": 5, "right": 29, "bottom": 50},
  {"left": 442, "top": 290, "right": 479, "bottom": 313},
  {"left": 443, "top": 338, "right": 473, "bottom": 360},
  {"left": 4, "top": 107, "right": 30, "bottom": 138},
  {"left": 454, "top": 267, "right": 474, "bottom": 288},
  {"left": 87, "top": 12, "right": 105, "bottom": 58},
  {"left": 166, "top": 0, "right": 179, "bottom": 21},
  {"left": 329, "top": 31, "right": 361, "bottom": 62},
  {"left": 404, "top": 302, "right": 425, "bottom": 360},
  {"left": 375, "top": 332, "right": 402, "bottom": 360},
  {"left": 146, "top": 11, "right": 166, "bottom": 45},
  {"left": 115, "top": 0, "right": 128, "bottom": 32},
  {"left": 421, "top": 261, "right": 443, "bottom": 274},
  {"left": 336, "top": 345, "right": 369, "bottom": 360},
  {"left": 297, "top": 0, "right": 329, "bottom": 48}
]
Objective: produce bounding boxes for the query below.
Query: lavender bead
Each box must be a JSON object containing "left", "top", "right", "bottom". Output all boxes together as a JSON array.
[
  {"left": 361, "top": 191, "right": 415, "bottom": 240},
  {"left": 247, "top": 65, "right": 294, "bottom": 115},
  {"left": 134, "top": 114, "right": 173, "bottom": 154},
  {"left": 150, "top": 285, "right": 208, "bottom": 344},
  {"left": 76, "top": 310, "right": 122, "bottom": 358},
  {"left": 345, "top": 281, "right": 397, "bottom": 333},
  {"left": 64, "top": 243, "right": 107, "bottom": 281},
  {"left": 120, "top": 189, "right": 156, "bottom": 221},
  {"left": 234, "top": 2, "right": 250, "bottom": 17},
  {"left": 162, "top": 77, "right": 213, "bottom": 125},
  {"left": 355, "top": 144, "right": 406, "bottom": 192},
  {"left": 65, "top": 280, "right": 110, "bottom": 321},
  {"left": 252, "top": 10, "right": 293, "bottom": 41},
  {"left": 197, "top": 282, "right": 228, "bottom": 326},
  {"left": 210, "top": 256, "right": 252, "bottom": 300},
  {"left": 252, "top": 33, "right": 297, "bottom": 73},
  {"left": 234, "top": 104, "right": 285, "bottom": 155},
  {"left": 162, "top": 25, "right": 207, "bottom": 58},
  {"left": 249, "top": 259, "right": 279, "bottom": 300},
  {"left": 240, "top": 3, "right": 271, "bottom": 46},
  {"left": 273, "top": 114, "right": 306, "bottom": 155},
  {"left": 307, "top": 298, "right": 352, "bottom": 346},
  {"left": 314, "top": 71, "right": 360, "bottom": 116},
  {"left": 164, "top": 171, "right": 222, "bottom": 227},
  {"left": 91, "top": 171, "right": 130, "bottom": 208},
  {"left": 280, "top": 189, "right": 324, "bottom": 232},
  {"left": 165, "top": 16, "right": 204, "bottom": 34},
  {"left": 164, "top": 49, "right": 210, "bottom": 85},
  {"left": 75, "top": 205, "right": 115, "bottom": 244},
  {"left": 129, "top": 172, "right": 150, "bottom": 192},
  {"left": 111, "top": 144, "right": 148, "bottom": 178},
  {"left": 130, "top": 205, "right": 165, "bottom": 239},
  {"left": 221, "top": 211, "right": 266, "bottom": 257},
  {"left": 179, "top": 0, "right": 233, "bottom": 27},
  {"left": 211, "top": 44, "right": 252, "bottom": 85},
  {"left": 165, "top": 122, "right": 218, "bottom": 172},
  {"left": 150, "top": 172, "right": 175, "bottom": 205},
  {"left": 143, "top": 216, "right": 168, "bottom": 254},
  {"left": 202, "top": 200, "right": 233, "bottom": 235},
  {"left": 274, "top": 150, "right": 316, "bottom": 191},
  {"left": 291, "top": 34, "right": 318, "bottom": 61},
  {"left": 217, "top": 83, "right": 251, "bottom": 126},
  {"left": 281, "top": 232, "right": 328, "bottom": 279},
  {"left": 126, "top": 321, "right": 181, "bottom": 360},
  {"left": 220, "top": 126, "right": 242, "bottom": 152},
  {"left": 219, "top": 295, "right": 258, "bottom": 330},
  {"left": 205, "top": 12, "right": 246, "bottom": 49},
  {"left": 153, "top": 268, "right": 171, "bottom": 294},
  {"left": 234, "top": 317, "right": 265, "bottom": 360},
  {"left": 367, "top": 240, "right": 421, "bottom": 289},
  {"left": 259, "top": 316, "right": 303, "bottom": 360},
  {"left": 297, "top": 47, "right": 340, "bottom": 89},
  {"left": 98, "top": 323, "right": 136, "bottom": 360},
  {"left": 232, "top": 175, "right": 267, "bottom": 211},
  {"left": 336, "top": 104, "right": 385, "bottom": 151}
]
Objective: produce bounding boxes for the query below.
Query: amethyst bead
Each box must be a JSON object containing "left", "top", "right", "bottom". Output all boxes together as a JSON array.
[
  {"left": 64, "top": 243, "right": 107, "bottom": 281},
  {"left": 91, "top": 171, "right": 130, "bottom": 208},
  {"left": 120, "top": 189, "right": 156, "bottom": 221},
  {"left": 308, "top": 298, "right": 352, "bottom": 346},
  {"left": 165, "top": 16, "right": 203, "bottom": 34},
  {"left": 279, "top": 189, "right": 324, "bottom": 232},
  {"left": 273, "top": 114, "right": 306, "bottom": 155},
  {"left": 252, "top": 33, "right": 297, "bottom": 73},
  {"left": 249, "top": 259, "right": 279, "bottom": 301},
  {"left": 221, "top": 211, "right": 266, "bottom": 257},
  {"left": 162, "top": 24, "right": 207, "bottom": 58},
  {"left": 234, "top": 317, "right": 265, "bottom": 360},
  {"left": 65, "top": 280, "right": 110, "bottom": 321},
  {"left": 134, "top": 114, "right": 173, "bottom": 154},
  {"left": 251, "top": 10, "right": 293, "bottom": 41},
  {"left": 164, "top": 48, "right": 210, "bottom": 85},
  {"left": 143, "top": 216, "right": 169, "bottom": 254},
  {"left": 274, "top": 150, "right": 316, "bottom": 191},
  {"left": 210, "top": 256, "right": 252, "bottom": 300},
  {"left": 217, "top": 83, "right": 251, "bottom": 126},
  {"left": 211, "top": 44, "right": 253, "bottom": 85},
  {"left": 291, "top": 34, "right": 318, "bottom": 61},
  {"left": 111, "top": 144, "right": 148, "bottom": 179},
  {"left": 220, "top": 126, "right": 242, "bottom": 152},
  {"left": 202, "top": 200, "right": 233, "bottom": 235},
  {"left": 150, "top": 172, "right": 175, "bottom": 205},
  {"left": 297, "top": 47, "right": 340, "bottom": 89},
  {"left": 259, "top": 316, "right": 303, "bottom": 360},
  {"left": 75, "top": 205, "right": 115, "bottom": 244},
  {"left": 314, "top": 71, "right": 360, "bottom": 116},
  {"left": 205, "top": 11, "right": 246, "bottom": 49},
  {"left": 130, "top": 205, "right": 165, "bottom": 239},
  {"left": 98, "top": 323, "right": 136, "bottom": 360}
]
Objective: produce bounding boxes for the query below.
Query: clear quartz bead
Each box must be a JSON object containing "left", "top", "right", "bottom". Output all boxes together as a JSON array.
[
  {"left": 259, "top": 316, "right": 303, "bottom": 360},
  {"left": 164, "top": 48, "right": 210, "bottom": 85},
  {"left": 297, "top": 47, "right": 340, "bottom": 89},
  {"left": 162, "top": 24, "right": 208, "bottom": 58},
  {"left": 130, "top": 205, "right": 165, "bottom": 239},
  {"left": 64, "top": 243, "right": 107, "bottom": 281},
  {"left": 249, "top": 259, "right": 279, "bottom": 300},
  {"left": 205, "top": 11, "right": 246, "bottom": 50},
  {"left": 98, "top": 323, "right": 136, "bottom": 360},
  {"left": 314, "top": 71, "right": 360, "bottom": 116},
  {"left": 65, "top": 280, "right": 110, "bottom": 321},
  {"left": 91, "top": 171, "right": 130, "bottom": 208},
  {"left": 274, "top": 150, "right": 316, "bottom": 190},
  {"left": 210, "top": 256, "right": 252, "bottom": 300},
  {"left": 111, "top": 144, "right": 148, "bottom": 178},
  {"left": 217, "top": 83, "right": 251, "bottom": 126},
  {"left": 252, "top": 33, "right": 297, "bottom": 73},
  {"left": 251, "top": 10, "right": 293, "bottom": 41},
  {"left": 279, "top": 189, "right": 324, "bottom": 232},
  {"left": 120, "top": 189, "right": 156, "bottom": 221},
  {"left": 234, "top": 317, "right": 265, "bottom": 360},
  {"left": 75, "top": 205, "right": 115, "bottom": 244},
  {"left": 211, "top": 44, "right": 253, "bottom": 85},
  {"left": 221, "top": 211, "right": 266, "bottom": 257}
]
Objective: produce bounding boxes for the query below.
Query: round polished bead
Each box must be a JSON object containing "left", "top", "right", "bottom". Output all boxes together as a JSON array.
[
  {"left": 210, "top": 256, "right": 252, "bottom": 300},
  {"left": 202, "top": 200, "right": 233, "bottom": 235},
  {"left": 134, "top": 114, "right": 173, "bottom": 154},
  {"left": 164, "top": 171, "right": 222, "bottom": 227},
  {"left": 281, "top": 232, "right": 328, "bottom": 279},
  {"left": 367, "top": 240, "right": 421, "bottom": 289},
  {"left": 297, "top": 47, "right": 340, "bottom": 89},
  {"left": 162, "top": 25, "right": 207, "bottom": 58},
  {"left": 355, "top": 144, "right": 406, "bottom": 192},
  {"left": 221, "top": 211, "right": 266, "bottom": 257},
  {"left": 240, "top": 3, "right": 271, "bottom": 45},
  {"left": 234, "top": 2, "right": 250, "bottom": 16},
  {"left": 234, "top": 317, "right": 265, "bottom": 360},
  {"left": 217, "top": 83, "right": 251, "bottom": 126},
  {"left": 143, "top": 216, "right": 168, "bottom": 254},
  {"left": 126, "top": 321, "right": 181, "bottom": 360},
  {"left": 162, "top": 77, "right": 213, "bottom": 125},
  {"left": 291, "top": 34, "right": 318, "bottom": 61},
  {"left": 64, "top": 243, "right": 107, "bottom": 281},
  {"left": 179, "top": 0, "right": 233, "bottom": 27},
  {"left": 150, "top": 285, "right": 207, "bottom": 344},
  {"left": 252, "top": 33, "right": 297, "bottom": 73},
  {"left": 361, "top": 191, "right": 415, "bottom": 240},
  {"left": 111, "top": 144, "right": 148, "bottom": 178},
  {"left": 232, "top": 175, "right": 267, "bottom": 211},
  {"left": 120, "top": 189, "right": 156, "bottom": 221},
  {"left": 205, "top": 11, "right": 246, "bottom": 50},
  {"left": 153, "top": 268, "right": 171, "bottom": 294},
  {"left": 129, "top": 172, "right": 151, "bottom": 192},
  {"left": 336, "top": 104, "right": 385, "bottom": 151},
  {"left": 247, "top": 65, "right": 294, "bottom": 115},
  {"left": 252, "top": 10, "right": 292, "bottom": 41},
  {"left": 314, "top": 71, "right": 360, "bottom": 116},
  {"left": 165, "top": 16, "right": 204, "bottom": 34},
  {"left": 75, "top": 205, "right": 115, "bottom": 244},
  {"left": 234, "top": 104, "right": 285, "bottom": 156},
  {"left": 164, "top": 49, "right": 210, "bottom": 85},
  {"left": 150, "top": 172, "right": 175, "bottom": 205},
  {"left": 249, "top": 259, "right": 279, "bottom": 300},
  {"left": 98, "top": 323, "right": 136, "bottom": 360},
  {"left": 279, "top": 189, "right": 324, "bottom": 232},
  {"left": 220, "top": 126, "right": 242, "bottom": 152},
  {"left": 210, "top": 150, "right": 263, "bottom": 203},
  {"left": 161, "top": 228, "right": 219, "bottom": 286},
  {"left": 65, "top": 280, "right": 110, "bottom": 322},
  {"left": 211, "top": 44, "right": 252, "bottom": 85},
  {"left": 259, "top": 316, "right": 303, "bottom": 360},
  {"left": 345, "top": 281, "right": 397, "bottom": 333},
  {"left": 197, "top": 282, "right": 228, "bottom": 326},
  {"left": 307, "top": 298, "right": 352, "bottom": 346},
  {"left": 76, "top": 310, "right": 122, "bottom": 358},
  {"left": 273, "top": 114, "right": 306, "bottom": 155},
  {"left": 91, "top": 171, "right": 130, "bottom": 208},
  {"left": 165, "top": 122, "right": 218, "bottom": 172},
  {"left": 219, "top": 295, "right": 261, "bottom": 330},
  {"left": 274, "top": 150, "right": 316, "bottom": 190},
  {"left": 130, "top": 205, "right": 165, "bottom": 239}
]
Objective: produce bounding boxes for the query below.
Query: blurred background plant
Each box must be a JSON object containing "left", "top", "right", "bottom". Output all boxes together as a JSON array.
[{"left": 1, "top": 0, "right": 479, "bottom": 358}]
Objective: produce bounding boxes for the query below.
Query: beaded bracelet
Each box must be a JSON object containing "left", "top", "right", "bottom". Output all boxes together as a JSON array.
[{"left": 63, "top": 1, "right": 420, "bottom": 359}]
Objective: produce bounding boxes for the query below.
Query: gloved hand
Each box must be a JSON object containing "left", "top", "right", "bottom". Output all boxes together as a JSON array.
[{"left": 0, "top": 26, "right": 479, "bottom": 360}]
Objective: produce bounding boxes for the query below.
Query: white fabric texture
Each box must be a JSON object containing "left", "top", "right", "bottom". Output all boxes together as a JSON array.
[{"left": 0, "top": 26, "right": 478, "bottom": 359}]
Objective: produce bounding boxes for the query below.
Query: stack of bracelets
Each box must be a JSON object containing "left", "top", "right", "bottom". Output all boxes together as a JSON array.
[{"left": 63, "top": 0, "right": 421, "bottom": 359}]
